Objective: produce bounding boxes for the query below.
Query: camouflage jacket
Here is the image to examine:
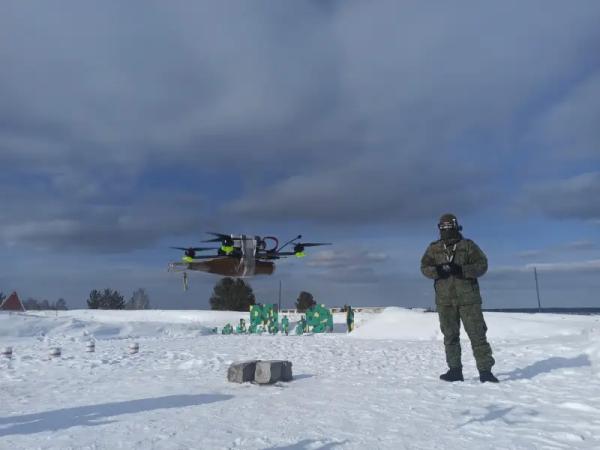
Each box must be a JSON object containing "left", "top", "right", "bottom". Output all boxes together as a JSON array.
[{"left": 420, "top": 238, "right": 488, "bottom": 306}]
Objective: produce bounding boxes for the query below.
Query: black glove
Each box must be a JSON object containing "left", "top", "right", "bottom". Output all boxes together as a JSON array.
[
  {"left": 448, "top": 262, "right": 463, "bottom": 278},
  {"left": 436, "top": 264, "right": 452, "bottom": 279},
  {"left": 436, "top": 263, "right": 463, "bottom": 279}
]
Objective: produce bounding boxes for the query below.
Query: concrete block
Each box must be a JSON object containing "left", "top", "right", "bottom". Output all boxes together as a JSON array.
[
  {"left": 280, "top": 360, "right": 293, "bottom": 381},
  {"left": 255, "top": 360, "right": 293, "bottom": 384},
  {"left": 228, "top": 360, "right": 259, "bottom": 383}
]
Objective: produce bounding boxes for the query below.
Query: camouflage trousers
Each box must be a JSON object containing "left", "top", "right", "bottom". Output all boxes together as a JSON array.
[{"left": 437, "top": 303, "right": 495, "bottom": 371}]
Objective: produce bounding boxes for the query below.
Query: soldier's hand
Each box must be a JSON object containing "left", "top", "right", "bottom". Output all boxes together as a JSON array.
[
  {"left": 436, "top": 264, "right": 452, "bottom": 279},
  {"left": 448, "top": 262, "right": 463, "bottom": 278}
]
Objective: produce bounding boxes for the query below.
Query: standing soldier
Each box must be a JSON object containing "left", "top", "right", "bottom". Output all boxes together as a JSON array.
[
  {"left": 420, "top": 213, "right": 498, "bottom": 383},
  {"left": 346, "top": 305, "right": 355, "bottom": 333},
  {"left": 236, "top": 318, "right": 247, "bottom": 334},
  {"left": 281, "top": 315, "right": 290, "bottom": 335},
  {"left": 295, "top": 315, "right": 307, "bottom": 335}
]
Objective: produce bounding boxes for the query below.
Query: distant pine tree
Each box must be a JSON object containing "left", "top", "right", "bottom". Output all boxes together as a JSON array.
[
  {"left": 209, "top": 277, "right": 256, "bottom": 311},
  {"left": 295, "top": 291, "right": 316, "bottom": 312},
  {"left": 55, "top": 298, "right": 68, "bottom": 310},
  {"left": 87, "top": 290, "right": 102, "bottom": 309},
  {"left": 126, "top": 288, "right": 151, "bottom": 310},
  {"left": 23, "top": 298, "right": 41, "bottom": 310},
  {"left": 39, "top": 299, "right": 50, "bottom": 310},
  {"left": 87, "top": 289, "right": 125, "bottom": 309}
]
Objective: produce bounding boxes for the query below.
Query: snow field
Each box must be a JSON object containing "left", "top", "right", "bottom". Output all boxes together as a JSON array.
[{"left": 1, "top": 308, "right": 599, "bottom": 449}]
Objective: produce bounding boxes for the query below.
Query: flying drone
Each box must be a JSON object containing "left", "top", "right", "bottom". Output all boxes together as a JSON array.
[{"left": 168, "top": 232, "right": 331, "bottom": 290}]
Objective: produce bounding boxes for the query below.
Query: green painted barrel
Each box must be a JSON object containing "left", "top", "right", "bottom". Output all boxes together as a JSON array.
[{"left": 305, "top": 304, "right": 333, "bottom": 333}]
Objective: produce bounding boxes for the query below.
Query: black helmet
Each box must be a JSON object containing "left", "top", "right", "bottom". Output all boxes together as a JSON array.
[
  {"left": 438, "top": 213, "right": 463, "bottom": 242},
  {"left": 438, "top": 213, "right": 462, "bottom": 231}
]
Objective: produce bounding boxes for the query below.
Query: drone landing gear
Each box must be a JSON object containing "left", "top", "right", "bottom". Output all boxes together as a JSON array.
[{"left": 183, "top": 272, "right": 189, "bottom": 291}]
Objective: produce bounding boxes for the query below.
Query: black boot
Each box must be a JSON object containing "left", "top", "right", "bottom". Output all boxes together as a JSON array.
[
  {"left": 479, "top": 370, "right": 499, "bottom": 383},
  {"left": 440, "top": 368, "right": 464, "bottom": 382}
]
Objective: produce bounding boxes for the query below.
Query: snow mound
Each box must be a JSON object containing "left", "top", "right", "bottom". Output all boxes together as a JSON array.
[
  {"left": 584, "top": 326, "right": 600, "bottom": 377},
  {"left": 2, "top": 308, "right": 597, "bottom": 344},
  {"left": 349, "top": 307, "right": 599, "bottom": 341},
  {"left": 0, "top": 310, "right": 247, "bottom": 343},
  {"left": 350, "top": 307, "right": 441, "bottom": 340},
  {"left": 30, "top": 309, "right": 248, "bottom": 325},
  {"left": 484, "top": 312, "right": 598, "bottom": 340}
]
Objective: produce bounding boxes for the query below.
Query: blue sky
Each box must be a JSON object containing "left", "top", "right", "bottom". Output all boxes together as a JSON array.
[{"left": 1, "top": 1, "right": 599, "bottom": 309}]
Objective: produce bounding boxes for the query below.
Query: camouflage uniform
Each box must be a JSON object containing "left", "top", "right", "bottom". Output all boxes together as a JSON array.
[{"left": 421, "top": 238, "right": 495, "bottom": 372}]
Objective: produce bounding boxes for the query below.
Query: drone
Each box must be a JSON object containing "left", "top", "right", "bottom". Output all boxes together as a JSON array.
[{"left": 168, "top": 232, "right": 331, "bottom": 290}]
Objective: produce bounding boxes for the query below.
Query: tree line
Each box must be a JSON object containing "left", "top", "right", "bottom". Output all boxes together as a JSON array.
[
  {"left": 87, "top": 288, "right": 151, "bottom": 310},
  {"left": 24, "top": 298, "right": 68, "bottom": 310},
  {"left": 0, "top": 289, "right": 151, "bottom": 311},
  {"left": 85, "top": 279, "right": 316, "bottom": 311},
  {"left": 0, "top": 292, "right": 68, "bottom": 310},
  {"left": 4, "top": 280, "right": 316, "bottom": 311}
]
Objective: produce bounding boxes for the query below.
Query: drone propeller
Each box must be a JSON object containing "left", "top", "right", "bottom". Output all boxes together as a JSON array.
[
  {"left": 272, "top": 234, "right": 331, "bottom": 257},
  {"left": 266, "top": 240, "right": 331, "bottom": 259},
  {"left": 170, "top": 246, "right": 218, "bottom": 258},
  {"left": 293, "top": 242, "right": 331, "bottom": 253},
  {"left": 170, "top": 247, "right": 216, "bottom": 252},
  {"left": 269, "top": 243, "right": 330, "bottom": 259},
  {"left": 201, "top": 232, "right": 235, "bottom": 245},
  {"left": 202, "top": 232, "right": 253, "bottom": 244}
]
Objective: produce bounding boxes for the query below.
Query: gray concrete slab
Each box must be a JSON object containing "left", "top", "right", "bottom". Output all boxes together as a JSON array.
[
  {"left": 228, "top": 360, "right": 259, "bottom": 383},
  {"left": 255, "top": 360, "right": 293, "bottom": 384}
]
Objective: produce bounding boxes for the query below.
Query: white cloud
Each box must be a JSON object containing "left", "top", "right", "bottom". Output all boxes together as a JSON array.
[
  {"left": 525, "top": 259, "right": 600, "bottom": 272},
  {"left": 517, "top": 250, "right": 544, "bottom": 259},
  {"left": 492, "top": 259, "right": 600, "bottom": 274},
  {"left": 522, "top": 172, "right": 600, "bottom": 220},
  {"left": 0, "top": 187, "right": 205, "bottom": 252},
  {"left": 307, "top": 249, "right": 389, "bottom": 269},
  {"left": 529, "top": 72, "right": 600, "bottom": 160}
]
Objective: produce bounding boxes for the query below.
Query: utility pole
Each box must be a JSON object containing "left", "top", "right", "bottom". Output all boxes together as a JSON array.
[
  {"left": 534, "top": 267, "right": 542, "bottom": 312},
  {"left": 278, "top": 280, "right": 282, "bottom": 312}
]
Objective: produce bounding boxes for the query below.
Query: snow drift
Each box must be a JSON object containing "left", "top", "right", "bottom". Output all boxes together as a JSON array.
[{"left": 350, "top": 306, "right": 599, "bottom": 341}]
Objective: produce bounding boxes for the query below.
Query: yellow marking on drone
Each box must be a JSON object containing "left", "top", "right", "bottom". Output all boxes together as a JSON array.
[
  {"left": 295, "top": 251, "right": 306, "bottom": 258},
  {"left": 182, "top": 256, "right": 194, "bottom": 263},
  {"left": 221, "top": 245, "right": 234, "bottom": 255}
]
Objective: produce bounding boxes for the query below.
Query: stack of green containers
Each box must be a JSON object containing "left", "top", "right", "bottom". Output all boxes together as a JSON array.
[
  {"left": 225, "top": 304, "right": 334, "bottom": 335},
  {"left": 250, "top": 304, "right": 263, "bottom": 330},
  {"left": 305, "top": 304, "right": 334, "bottom": 333},
  {"left": 249, "top": 304, "right": 279, "bottom": 334}
]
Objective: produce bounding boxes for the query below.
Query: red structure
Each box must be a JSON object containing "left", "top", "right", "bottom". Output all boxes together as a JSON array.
[{"left": 0, "top": 292, "right": 26, "bottom": 312}]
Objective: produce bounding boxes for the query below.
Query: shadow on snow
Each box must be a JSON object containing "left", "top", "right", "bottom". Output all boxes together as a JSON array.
[
  {"left": 498, "top": 354, "right": 591, "bottom": 381},
  {"left": 267, "top": 439, "right": 349, "bottom": 450},
  {"left": 0, "top": 393, "right": 233, "bottom": 436},
  {"left": 458, "top": 404, "right": 539, "bottom": 428}
]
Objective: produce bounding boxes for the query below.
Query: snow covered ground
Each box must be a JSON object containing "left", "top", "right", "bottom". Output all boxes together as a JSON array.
[{"left": 1, "top": 308, "right": 599, "bottom": 449}]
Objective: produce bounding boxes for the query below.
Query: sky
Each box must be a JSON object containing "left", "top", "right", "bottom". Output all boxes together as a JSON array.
[{"left": 1, "top": 1, "right": 599, "bottom": 310}]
